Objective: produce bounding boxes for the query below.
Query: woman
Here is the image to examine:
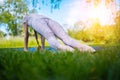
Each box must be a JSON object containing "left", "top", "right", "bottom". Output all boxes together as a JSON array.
[{"left": 23, "top": 13, "right": 95, "bottom": 52}]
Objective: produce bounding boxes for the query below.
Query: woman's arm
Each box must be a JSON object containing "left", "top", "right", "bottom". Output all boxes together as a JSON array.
[
  {"left": 34, "top": 30, "right": 40, "bottom": 48},
  {"left": 40, "top": 34, "right": 45, "bottom": 50},
  {"left": 23, "top": 22, "right": 29, "bottom": 51},
  {"left": 34, "top": 30, "right": 45, "bottom": 50}
]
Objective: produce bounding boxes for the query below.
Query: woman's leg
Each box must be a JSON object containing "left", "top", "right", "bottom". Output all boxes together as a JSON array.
[
  {"left": 34, "top": 30, "right": 40, "bottom": 47},
  {"left": 23, "top": 22, "right": 29, "bottom": 51},
  {"left": 62, "top": 36, "right": 95, "bottom": 52},
  {"left": 48, "top": 19, "right": 95, "bottom": 52},
  {"left": 40, "top": 34, "right": 45, "bottom": 50},
  {"left": 32, "top": 19, "right": 74, "bottom": 51}
]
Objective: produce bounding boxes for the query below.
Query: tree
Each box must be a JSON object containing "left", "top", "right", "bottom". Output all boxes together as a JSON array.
[
  {"left": 0, "top": 30, "right": 5, "bottom": 37},
  {"left": 0, "top": 0, "right": 62, "bottom": 36},
  {"left": 30, "top": 0, "right": 62, "bottom": 12},
  {"left": 0, "top": 0, "right": 28, "bottom": 36},
  {"left": 114, "top": 10, "right": 120, "bottom": 43}
]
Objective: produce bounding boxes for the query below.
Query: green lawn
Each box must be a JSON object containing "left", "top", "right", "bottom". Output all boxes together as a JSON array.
[
  {"left": 0, "top": 37, "right": 120, "bottom": 80},
  {"left": 0, "top": 36, "right": 49, "bottom": 48},
  {"left": 0, "top": 46, "right": 120, "bottom": 80}
]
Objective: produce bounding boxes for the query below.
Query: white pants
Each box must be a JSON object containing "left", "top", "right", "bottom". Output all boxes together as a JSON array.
[{"left": 30, "top": 18, "right": 95, "bottom": 52}]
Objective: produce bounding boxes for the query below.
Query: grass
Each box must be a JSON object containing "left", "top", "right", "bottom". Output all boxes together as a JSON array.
[
  {"left": 0, "top": 46, "right": 120, "bottom": 80},
  {"left": 0, "top": 36, "right": 120, "bottom": 80},
  {"left": 0, "top": 36, "right": 49, "bottom": 48},
  {"left": 0, "top": 36, "right": 105, "bottom": 48}
]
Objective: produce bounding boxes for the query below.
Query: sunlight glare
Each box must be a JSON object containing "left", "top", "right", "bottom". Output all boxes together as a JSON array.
[
  {"left": 67, "top": 0, "right": 116, "bottom": 26},
  {"left": 88, "top": 4, "right": 109, "bottom": 25}
]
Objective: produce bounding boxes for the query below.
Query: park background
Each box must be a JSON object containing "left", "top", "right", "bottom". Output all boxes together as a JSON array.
[
  {"left": 0, "top": 0, "right": 120, "bottom": 46},
  {"left": 0, "top": 0, "right": 120, "bottom": 80}
]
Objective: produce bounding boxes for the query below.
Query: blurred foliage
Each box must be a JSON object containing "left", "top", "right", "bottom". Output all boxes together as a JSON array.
[
  {"left": 68, "top": 10, "right": 120, "bottom": 44},
  {"left": 0, "top": 45, "right": 120, "bottom": 80},
  {"left": 30, "top": 0, "right": 62, "bottom": 12},
  {"left": 0, "top": 0, "right": 62, "bottom": 36},
  {"left": 0, "top": 0, "right": 28, "bottom": 36},
  {"left": 86, "top": 0, "right": 114, "bottom": 6},
  {"left": 0, "top": 30, "right": 6, "bottom": 37},
  {"left": 114, "top": 10, "right": 120, "bottom": 43},
  {"left": 0, "top": 36, "right": 49, "bottom": 48}
]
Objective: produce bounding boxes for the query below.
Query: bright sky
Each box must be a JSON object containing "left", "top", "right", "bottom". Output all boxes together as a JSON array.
[
  {"left": 0, "top": 0, "right": 3, "bottom": 2},
  {"left": 0, "top": 0, "right": 3, "bottom": 4},
  {"left": 66, "top": 0, "right": 117, "bottom": 26},
  {"left": 37, "top": 0, "right": 119, "bottom": 27}
]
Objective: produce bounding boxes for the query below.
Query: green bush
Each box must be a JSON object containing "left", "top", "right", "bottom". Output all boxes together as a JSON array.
[{"left": 68, "top": 24, "right": 119, "bottom": 44}]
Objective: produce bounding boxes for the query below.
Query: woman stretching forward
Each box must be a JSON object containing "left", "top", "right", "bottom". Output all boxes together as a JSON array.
[{"left": 23, "top": 13, "right": 95, "bottom": 52}]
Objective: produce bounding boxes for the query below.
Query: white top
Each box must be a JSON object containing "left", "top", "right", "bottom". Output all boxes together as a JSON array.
[{"left": 23, "top": 13, "right": 48, "bottom": 26}]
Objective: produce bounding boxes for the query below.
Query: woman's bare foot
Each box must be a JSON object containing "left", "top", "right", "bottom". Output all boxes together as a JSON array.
[
  {"left": 58, "top": 45, "right": 74, "bottom": 52},
  {"left": 78, "top": 44, "right": 96, "bottom": 52},
  {"left": 24, "top": 48, "right": 28, "bottom": 52}
]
